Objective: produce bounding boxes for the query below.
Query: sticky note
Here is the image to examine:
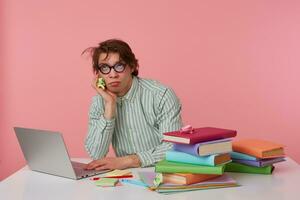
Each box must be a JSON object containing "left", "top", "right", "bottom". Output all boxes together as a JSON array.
[
  {"left": 104, "top": 169, "right": 131, "bottom": 177},
  {"left": 153, "top": 173, "right": 162, "bottom": 187},
  {"left": 95, "top": 178, "right": 118, "bottom": 187}
]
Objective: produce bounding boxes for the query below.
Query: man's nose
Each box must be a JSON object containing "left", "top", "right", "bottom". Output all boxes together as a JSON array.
[{"left": 108, "top": 69, "right": 119, "bottom": 78}]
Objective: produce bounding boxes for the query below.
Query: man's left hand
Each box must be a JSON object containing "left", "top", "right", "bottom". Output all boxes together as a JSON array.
[{"left": 84, "top": 155, "right": 141, "bottom": 171}]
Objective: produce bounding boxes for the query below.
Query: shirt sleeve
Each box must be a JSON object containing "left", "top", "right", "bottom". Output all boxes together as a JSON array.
[
  {"left": 85, "top": 95, "right": 115, "bottom": 160},
  {"left": 136, "top": 88, "right": 183, "bottom": 167}
]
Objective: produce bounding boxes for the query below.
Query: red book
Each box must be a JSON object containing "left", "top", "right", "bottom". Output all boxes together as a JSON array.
[{"left": 163, "top": 127, "right": 237, "bottom": 144}]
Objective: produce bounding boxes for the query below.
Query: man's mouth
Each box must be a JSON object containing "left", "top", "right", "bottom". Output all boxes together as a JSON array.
[{"left": 108, "top": 82, "right": 121, "bottom": 87}]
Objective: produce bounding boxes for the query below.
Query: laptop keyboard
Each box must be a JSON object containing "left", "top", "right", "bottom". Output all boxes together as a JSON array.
[
  {"left": 72, "top": 161, "right": 97, "bottom": 177},
  {"left": 71, "top": 161, "right": 87, "bottom": 168},
  {"left": 71, "top": 161, "right": 109, "bottom": 178}
]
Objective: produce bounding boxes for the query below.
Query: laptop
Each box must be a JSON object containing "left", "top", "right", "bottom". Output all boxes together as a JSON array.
[{"left": 14, "top": 127, "right": 110, "bottom": 180}]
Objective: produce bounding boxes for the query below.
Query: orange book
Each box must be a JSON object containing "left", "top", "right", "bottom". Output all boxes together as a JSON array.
[
  {"left": 162, "top": 173, "right": 220, "bottom": 185},
  {"left": 233, "top": 139, "right": 285, "bottom": 159}
]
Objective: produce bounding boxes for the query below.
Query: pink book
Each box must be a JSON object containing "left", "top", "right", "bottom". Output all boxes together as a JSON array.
[{"left": 163, "top": 127, "right": 237, "bottom": 144}]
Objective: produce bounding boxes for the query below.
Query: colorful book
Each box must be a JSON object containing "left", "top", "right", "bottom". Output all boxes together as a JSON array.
[
  {"left": 163, "top": 127, "right": 237, "bottom": 144},
  {"left": 138, "top": 171, "right": 238, "bottom": 194},
  {"left": 155, "top": 183, "right": 238, "bottom": 194},
  {"left": 225, "top": 162, "right": 274, "bottom": 174},
  {"left": 162, "top": 173, "right": 220, "bottom": 185},
  {"left": 230, "top": 151, "right": 258, "bottom": 161},
  {"left": 155, "top": 174, "right": 238, "bottom": 193},
  {"left": 233, "top": 139, "right": 285, "bottom": 159},
  {"left": 155, "top": 160, "right": 225, "bottom": 175},
  {"left": 232, "top": 157, "right": 285, "bottom": 167},
  {"left": 173, "top": 138, "right": 232, "bottom": 156},
  {"left": 166, "top": 151, "right": 231, "bottom": 166}
]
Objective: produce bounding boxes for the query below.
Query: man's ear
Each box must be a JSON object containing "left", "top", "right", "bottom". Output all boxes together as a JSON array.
[{"left": 131, "top": 66, "right": 138, "bottom": 74}]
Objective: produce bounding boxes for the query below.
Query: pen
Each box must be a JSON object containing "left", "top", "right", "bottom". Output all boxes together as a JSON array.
[
  {"left": 120, "top": 179, "right": 148, "bottom": 188},
  {"left": 91, "top": 175, "right": 133, "bottom": 180},
  {"left": 105, "top": 175, "right": 133, "bottom": 179}
]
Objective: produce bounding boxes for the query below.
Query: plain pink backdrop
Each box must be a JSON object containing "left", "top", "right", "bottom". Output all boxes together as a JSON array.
[{"left": 1, "top": 0, "right": 300, "bottom": 180}]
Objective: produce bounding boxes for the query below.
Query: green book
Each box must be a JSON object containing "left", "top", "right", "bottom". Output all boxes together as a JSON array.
[
  {"left": 155, "top": 160, "right": 225, "bottom": 175},
  {"left": 225, "top": 162, "right": 274, "bottom": 174}
]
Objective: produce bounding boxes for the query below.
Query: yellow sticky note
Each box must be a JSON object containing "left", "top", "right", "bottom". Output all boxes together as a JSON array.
[
  {"left": 95, "top": 178, "right": 118, "bottom": 187},
  {"left": 104, "top": 169, "right": 131, "bottom": 177}
]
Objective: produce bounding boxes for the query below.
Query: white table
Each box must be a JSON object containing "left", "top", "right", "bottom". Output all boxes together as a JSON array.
[{"left": 1, "top": 157, "right": 300, "bottom": 200}]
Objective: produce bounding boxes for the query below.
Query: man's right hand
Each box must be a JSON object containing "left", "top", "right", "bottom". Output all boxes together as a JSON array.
[{"left": 92, "top": 75, "right": 117, "bottom": 120}]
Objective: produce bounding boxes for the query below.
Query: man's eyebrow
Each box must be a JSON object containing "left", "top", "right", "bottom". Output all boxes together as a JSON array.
[
  {"left": 98, "top": 62, "right": 109, "bottom": 66},
  {"left": 115, "top": 59, "right": 124, "bottom": 64},
  {"left": 99, "top": 60, "right": 123, "bottom": 66}
]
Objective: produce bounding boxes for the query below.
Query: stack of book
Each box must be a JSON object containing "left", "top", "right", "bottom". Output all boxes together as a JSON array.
[
  {"left": 152, "top": 127, "right": 238, "bottom": 193},
  {"left": 138, "top": 171, "right": 238, "bottom": 194},
  {"left": 225, "top": 139, "right": 285, "bottom": 174}
]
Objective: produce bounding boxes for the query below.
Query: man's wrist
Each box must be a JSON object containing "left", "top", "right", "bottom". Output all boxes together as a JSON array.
[
  {"left": 124, "top": 154, "right": 141, "bottom": 168},
  {"left": 104, "top": 102, "right": 116, "bottom": 120}
]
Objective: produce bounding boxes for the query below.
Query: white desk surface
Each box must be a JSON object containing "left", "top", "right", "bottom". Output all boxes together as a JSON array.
[{"left": 1, "top": 157, "right": 300, "bottom": 200}]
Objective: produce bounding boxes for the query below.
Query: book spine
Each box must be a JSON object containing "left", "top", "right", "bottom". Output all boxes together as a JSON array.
[
  {"left": 224, "top": 162, "right": 273, "bottom": 174},
  {"left": 258, "top": 157, "right": 285, "bottom": 167},
  {"left": 166, "top": 151, "right": 215, "bottom": 166},
  {"left": 230, "top": 152, "right": 258, "bottom": 161},
  {"left": 173, "top": 143, "right": 199, "bottom": 156},
  {"left": 232, "top": 159, "right": 261, "bottom": 167},
  {"left": 155, "top": 162, "right": 224, "bottom": 175},
  {"left": 233, "top": 146, "right": 263, "bottom": 158}
]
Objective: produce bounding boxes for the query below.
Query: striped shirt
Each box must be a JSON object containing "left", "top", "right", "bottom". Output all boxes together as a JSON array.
[{"left": 85, "top": 76, "right": 183, "bottom": 167}]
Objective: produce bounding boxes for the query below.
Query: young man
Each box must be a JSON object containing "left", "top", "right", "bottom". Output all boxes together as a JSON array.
[{"left": 84, "top": 39, "right": 182, "bottom": 170}]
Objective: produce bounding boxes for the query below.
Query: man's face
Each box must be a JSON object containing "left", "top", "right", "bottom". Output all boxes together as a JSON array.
[{"left": 98, "top": 52, "right": 134, "bottom": 96}]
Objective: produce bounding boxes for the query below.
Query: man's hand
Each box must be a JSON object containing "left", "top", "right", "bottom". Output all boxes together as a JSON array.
[
  {"left": 91, "top": 74, "right": 117, "bottom": 120},
  {"left": 84, "top": 155, "right": 141, "bottom": 171}
]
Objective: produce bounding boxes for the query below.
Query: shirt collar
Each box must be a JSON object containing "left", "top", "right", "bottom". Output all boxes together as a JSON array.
[{"left": 117, "top": 76, "right": 138, "bottom": 103}]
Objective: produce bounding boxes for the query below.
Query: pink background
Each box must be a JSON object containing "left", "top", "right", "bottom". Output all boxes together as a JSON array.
[{"left": 1, "top": 0, "right": 300, "bottom": 180}]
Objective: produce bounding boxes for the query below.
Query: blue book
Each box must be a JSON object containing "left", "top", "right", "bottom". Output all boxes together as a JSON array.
[
  {"left": 165, "top": 151, "right": 231, "bottom": 166},
  {"left": 233, "top": 157, "right": 285, "bottom": 167},
  {"left": 230, "top": 151, "right": 258, "bottom": 161},
  {"left": 173, "top": 138, "right": 232, "bottom": 156}
]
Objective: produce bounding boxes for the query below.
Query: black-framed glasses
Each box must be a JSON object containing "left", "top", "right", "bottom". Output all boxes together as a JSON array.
[{"left": 97, "top": 62, "right": 127, "bottom": 74}]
